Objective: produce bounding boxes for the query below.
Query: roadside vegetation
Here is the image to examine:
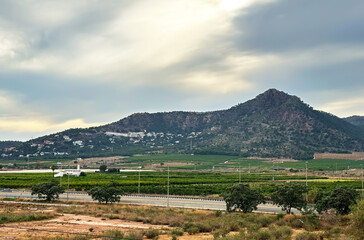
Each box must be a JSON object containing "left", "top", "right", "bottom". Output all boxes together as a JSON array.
[
  {"left": 0, "top": 202, "right": 55, "bottom": 224},
  {"left": 1, "top": 195, "right": 364, "bottom": 239},
  {"left": 55, "top": 199, "right": 364, "bottom": 240}
]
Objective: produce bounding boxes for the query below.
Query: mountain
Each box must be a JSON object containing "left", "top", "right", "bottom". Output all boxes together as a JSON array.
[
  {"left": 343, "top": 116, "right": 364, "bottom": 126},
  {"left": 0, "top": 141, "right": 23, "bottom": 150},
  {"left": 2, "top": 89, "right": 364, "bottom": 160}
]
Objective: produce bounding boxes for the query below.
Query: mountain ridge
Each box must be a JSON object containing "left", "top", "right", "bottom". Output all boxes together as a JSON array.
[{"left": 2, "top": 89, "right": 364, "bottom": 160}]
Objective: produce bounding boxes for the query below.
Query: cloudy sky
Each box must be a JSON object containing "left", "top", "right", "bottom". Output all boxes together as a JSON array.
[{"left": 1, "top": 0, "right": 364, "bottom": 141}]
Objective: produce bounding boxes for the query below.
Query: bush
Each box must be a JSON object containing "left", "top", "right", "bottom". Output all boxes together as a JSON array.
[
  {"left": 248, "top": 230, "right": 272, "bottom": 240},
  {"left": 171, "top": 228, "right": 184, "bottom": 236},
  {"left": 215, "top": 210, "right": 222, "bottom": 217},
  {"left": 270, "top": 226, "right": 292, "bottom": 240},
  {"left": 276, "top": 212, "right": 285, "bottom": 219},
  {"left": 290, "top": 218, "right": 304, "bottom": 228},
  {"left": 125, "top": 231, "right": 144, "bottom": 240},
  {"left": 319, "top": 209, "right": 338, "bottom": 227},
  {"left": 145, "top": 228, "right": 159, "bottom": 239},
  {"left": 103, "top": 229, "right": 124, "bottom": 239},
  {"left": 302, "top": 214, "right": 320, "bottom": 231},
  {"left": 196, "top": 222, "right": 213, "bottom": 232},
  {"left": 295, "top": 232, "right": 317, "bottom": 240},
  {"left": 187, "top": 226, "right": 199, "bottom": 235}
]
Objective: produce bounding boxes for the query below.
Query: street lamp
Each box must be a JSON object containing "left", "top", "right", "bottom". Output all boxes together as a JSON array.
[
  {"left": 361, "top": 164, "right": 363, "bottom": 197},
  {"left": 67, "top": 173, "right": 70, "bottom": 201},
  {"left": 138, "top": 166, "right": 141, "bottom": 194},
  {"left": 239, "top": 163, "right": 241, "bottom": 184},
  {"left": 305, "top": 161, "right": 308, "bottom": 202},
  {"left": 167, "top": 166, "right": 170, "bottom": 207}
]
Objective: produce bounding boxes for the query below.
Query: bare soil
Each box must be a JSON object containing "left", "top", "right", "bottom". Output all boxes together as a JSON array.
[{"left": 0, "top": 213, "right": 170, "bottom": 239}]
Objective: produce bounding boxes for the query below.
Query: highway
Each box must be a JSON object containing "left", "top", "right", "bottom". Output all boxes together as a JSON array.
[{"left": 0, "top": 190, "right": 297, "bottom": 214}]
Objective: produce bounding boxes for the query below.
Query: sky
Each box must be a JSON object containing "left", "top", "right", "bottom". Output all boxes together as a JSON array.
[{"left": 1, "top": 0, "right": 364, "bottom": 141}]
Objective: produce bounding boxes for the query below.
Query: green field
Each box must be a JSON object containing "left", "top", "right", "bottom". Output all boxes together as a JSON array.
[
  {"left": 118, "top": 154, "right": 364, "bottom": 171},
  {"left": 1, "top": 170, "right": 362, "bottom": 196},
  {"left": 3, "top": 154, "right": 364, "bottom": 171}
]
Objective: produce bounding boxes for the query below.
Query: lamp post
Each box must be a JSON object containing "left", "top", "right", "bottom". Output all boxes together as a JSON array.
[
  {"left": 67, "top": 173, "right": 70, "bottom": 201},
  {"left": 361, "top": 164, "right": 363, "bottom": 197},
  {"left": 239, "top": 163, "right": 241, "bottom": 184},
  {"left": 138, "top": 166, "right": 141, "bottom": 194},
  {"left": 305, "top": 161, "right": 308, "bottom": 202},
  {"left": 167, "top": 166, "right": 170, "bottom": 207}
]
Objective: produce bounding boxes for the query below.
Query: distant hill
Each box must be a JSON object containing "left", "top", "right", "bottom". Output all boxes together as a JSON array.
[
  {"left": 0, "top": 141, "right": 23, "bottom": 150},
  {"left": 2, "top": 89, "right": 364, "bottom": 160},
  {"left": 343, "top": 115, "right": 364, "bottom": 126}
]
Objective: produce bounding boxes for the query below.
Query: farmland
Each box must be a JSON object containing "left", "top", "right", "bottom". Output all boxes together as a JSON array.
[
  {"left": 0, "top": 171, "right": 362, "bottom": 197},
  {"left": 3, "top": 154, "right": 364, "bottom": 171},
  {"left": 1, "top": 154, "right": 364, "bottom": 197}
]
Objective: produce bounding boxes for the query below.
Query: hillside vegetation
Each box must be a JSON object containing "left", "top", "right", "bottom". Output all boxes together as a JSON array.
[{"left": 2, "top": 89, "right": 364, "bottom": 160}]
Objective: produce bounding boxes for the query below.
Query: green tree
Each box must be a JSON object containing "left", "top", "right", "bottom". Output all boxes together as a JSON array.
[
  {"left": 315, "top": 186, "right": 359, "bottom": 215},
  {"left": 224, "top": 183, "right": 265, "bottom": 213},
  {"left": 31, "top": 180, "right": 65, "bottom": 201},
  {"left": 99, "top": 165, "right": 107, "bottom": 172},
  {"left": 87, "top": 182, "right": 123, "bottom": 204},
  {"left": 51, "top": 165, "right": 56, "bottom": 174},
  {"left": 271, "top": 182, "right": 308, "bottom": 214}
]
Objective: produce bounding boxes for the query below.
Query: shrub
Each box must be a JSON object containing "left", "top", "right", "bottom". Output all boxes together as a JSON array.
[
  {"left": 276, "top": 212, "right": 285, "bottom": 219},
  {"left": 319, "top": 208, "right": 338, "bottom": 227},
  {"left": 248, "top": 230, "right": 272, "bottom": 240},
  {"left": 125, "top": 231, "right": 144, "bottom": 240},
  {"left": 103, "top": 229, "right": 124, "bottom": 239},
  {"left": 295, "top": 232, "right": 317, "bottom": 240},
  {"left": 215, "top": 210, "right": 222, "bottom": 217},
  {"left": 258, "top": 215, "right": 275, "bottom": 227},
  {"left": 302, "top": 214, "right": 320, "bottom": 231},
  {"left": 145, "top": 228, "right": 159, "bottom": 239},
  {"left": 187, "top": 226, "right": 199, "bottom": 235},
  {"left": 290, "top": 218, "right": 304, "bottom": 228},
  {"left": 171, "top": 228, "right": 184, "bottom": 236},
  {"left": 270, "top": 226, "right": 292, "bottom": 240},
  {"left": 196, "top": 222, "right": 213, "bottom": 232}
]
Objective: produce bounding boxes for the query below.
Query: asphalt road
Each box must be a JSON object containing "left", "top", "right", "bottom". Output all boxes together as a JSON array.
[{"left": 0, "top": 190, "right": 296, "bottom": 214}]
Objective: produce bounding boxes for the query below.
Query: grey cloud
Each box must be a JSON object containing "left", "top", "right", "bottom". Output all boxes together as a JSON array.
[{"left": 233, "top": 0, "right": 364, "bottom": 53}]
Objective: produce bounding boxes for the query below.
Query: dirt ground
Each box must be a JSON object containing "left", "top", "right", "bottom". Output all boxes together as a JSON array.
[{"left": 0, "top": 212, "right": 214, "bottom": 240}]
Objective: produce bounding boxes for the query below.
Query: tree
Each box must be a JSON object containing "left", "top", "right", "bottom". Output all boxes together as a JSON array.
[
  {"left": 99, "top": 165, "right": 107, "bottom": 172},
  {"left": 271, "top": 182, "right": 308, "bottom": 214},
  {"left": 87, "top": 182, "right": 123, "bottom": 204},
  {"left": 51, "top": 165, "right": 56, "bottom": 174},
  {"left": 31, "top": 180, "right": 65, "bottom": 201},
  {"left": 224, "top": 183, "right": 265, "bottom": 213},
  {"left": 315, "top": 186, "right": 359, "bottom": 215}
]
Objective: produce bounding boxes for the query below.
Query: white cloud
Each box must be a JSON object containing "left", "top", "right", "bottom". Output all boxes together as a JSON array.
[
  {"left": 0, "top": 0, "right": 276, "bottom": 92},
  {"left": 0, "top": 89, "right": 103, "bottom": 135},
  {"left": 0, "top": 117, "right": 102, "bottom": 133},
  {"left": 319, "top": 96, "right": 364, "bottom": 117}
]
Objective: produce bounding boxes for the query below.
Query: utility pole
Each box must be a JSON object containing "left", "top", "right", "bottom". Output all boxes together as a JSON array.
[
  {"left": 67, "top": 173, "right": 70, "bottom": 201},
  {"left": 138, "top": 167, "right": 141, "bottom": 194},
  {"left": 167, "top": 166, "right": 170, "bottom": 207},
  {"left": 361, "top": 164, "right": 363, "bottom": 197},
  {"left": 239, "top": 163, "right": 241, "bottom": 184},
  {"left": 305, "top": 161, "right": 308, "bottom": 202}
]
